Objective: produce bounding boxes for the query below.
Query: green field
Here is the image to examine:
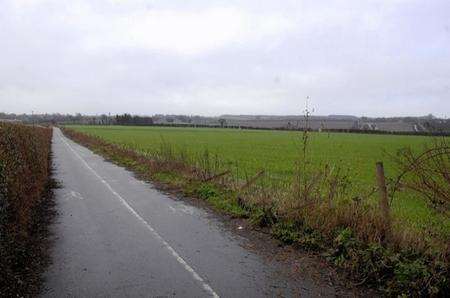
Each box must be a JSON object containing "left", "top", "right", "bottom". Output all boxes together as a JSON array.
[{"left": 68, "top": 125, "right": 450, "bottom": 238}]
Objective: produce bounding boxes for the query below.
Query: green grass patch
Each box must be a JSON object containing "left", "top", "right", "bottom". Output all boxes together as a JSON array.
[
  {"left": 191, "top": 183, "right": 248, "bottom": 217},
  {"left": 67, "top": 125, "right": 450, "bottom": 238}
]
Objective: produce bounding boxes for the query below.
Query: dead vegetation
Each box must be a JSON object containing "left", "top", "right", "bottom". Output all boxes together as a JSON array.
[
  {"left": 0, "top": 123, "right": 54, "bottom": 296},
  {"left": 391, "top": 137, "right": 450, "bottom": 213}
]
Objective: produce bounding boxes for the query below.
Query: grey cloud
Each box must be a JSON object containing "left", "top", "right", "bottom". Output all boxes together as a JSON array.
[{"left": 0, "top": 0, "right": 449, "bottom": 117}]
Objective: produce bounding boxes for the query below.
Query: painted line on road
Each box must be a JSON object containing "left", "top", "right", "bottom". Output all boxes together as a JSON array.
[
  {"left": 57, "top": 130, "right": 220, "bottom": 298},
  {"left": 64, "top": 190, "right": 85, "bottom": 201}
]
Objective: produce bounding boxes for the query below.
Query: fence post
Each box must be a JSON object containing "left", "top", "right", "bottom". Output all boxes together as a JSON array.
[{"left": 376, "top": 162, "right": 391, "bottom": 239}]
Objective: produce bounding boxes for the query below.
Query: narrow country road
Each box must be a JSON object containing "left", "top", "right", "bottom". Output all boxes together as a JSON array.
[{"left": 41, "top": 128, "right": 338, "bottom": 297}]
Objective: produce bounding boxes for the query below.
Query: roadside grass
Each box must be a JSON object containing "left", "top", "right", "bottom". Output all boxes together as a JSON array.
[{"left": 63, "top": 126, "right": 449, "bottom": 296}]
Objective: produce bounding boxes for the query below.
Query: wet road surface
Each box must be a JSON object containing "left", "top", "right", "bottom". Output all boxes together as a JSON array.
[{"left": 42, "top": 128, "right": 338, "bottom": 297}]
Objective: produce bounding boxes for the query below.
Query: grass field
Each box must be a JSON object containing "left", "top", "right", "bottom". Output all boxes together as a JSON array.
[{"left": 68, "top": 125, "right": 450, "bottom": 238}]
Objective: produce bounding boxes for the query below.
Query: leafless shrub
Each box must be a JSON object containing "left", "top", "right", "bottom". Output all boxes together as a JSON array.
[{"left": 392, "top": 138, "right": 450, "bottom": 213}]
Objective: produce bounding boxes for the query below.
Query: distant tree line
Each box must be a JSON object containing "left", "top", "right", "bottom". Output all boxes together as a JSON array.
[
  {"left": 115, "top": 114, "right": 153, "bottom": 125},
  {"left": 0, "top": 112, "right": 152, "bottom": 126},
  {"left": 0, "top": 112, "right": 449, "bottom": 134}
]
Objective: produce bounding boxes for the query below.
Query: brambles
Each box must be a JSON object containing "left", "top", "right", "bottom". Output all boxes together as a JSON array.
[
  {"left": 392, "top": 138, "right": 450, "bottom": 213},
  {"left": 0, "top": 123, "right": 53, "bottom": 296}
]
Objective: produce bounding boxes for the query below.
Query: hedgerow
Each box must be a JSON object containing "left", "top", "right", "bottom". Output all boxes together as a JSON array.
[{"left": 0, "top": 123, "right": 53, "bottom": 296}]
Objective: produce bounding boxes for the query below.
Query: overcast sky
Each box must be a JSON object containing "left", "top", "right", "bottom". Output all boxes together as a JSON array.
[{"left": 1, "top": 0, "right": 449, "bottom": 117}]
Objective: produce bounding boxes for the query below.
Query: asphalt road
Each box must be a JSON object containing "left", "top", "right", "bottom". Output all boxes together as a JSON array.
[{"left": 41, "top": 128, "right": 336, "bottom": 297}]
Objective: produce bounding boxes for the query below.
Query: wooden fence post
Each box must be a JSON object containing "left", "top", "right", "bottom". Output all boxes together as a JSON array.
[{"left": 376, "top": 162, "right": 391, "bottom": 239}]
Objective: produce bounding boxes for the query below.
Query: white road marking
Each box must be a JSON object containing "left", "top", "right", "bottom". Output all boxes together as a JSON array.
[
  {"left": 57, "top": 130, "right": 219, "bottom": 298},
  {"left": 64, "top": 190, "right": 84, "bottom": 200}
]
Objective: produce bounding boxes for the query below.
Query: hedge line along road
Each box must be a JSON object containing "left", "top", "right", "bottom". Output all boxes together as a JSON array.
[{"left": 41, "top": 128, "right": 339, "bottom": 297}]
